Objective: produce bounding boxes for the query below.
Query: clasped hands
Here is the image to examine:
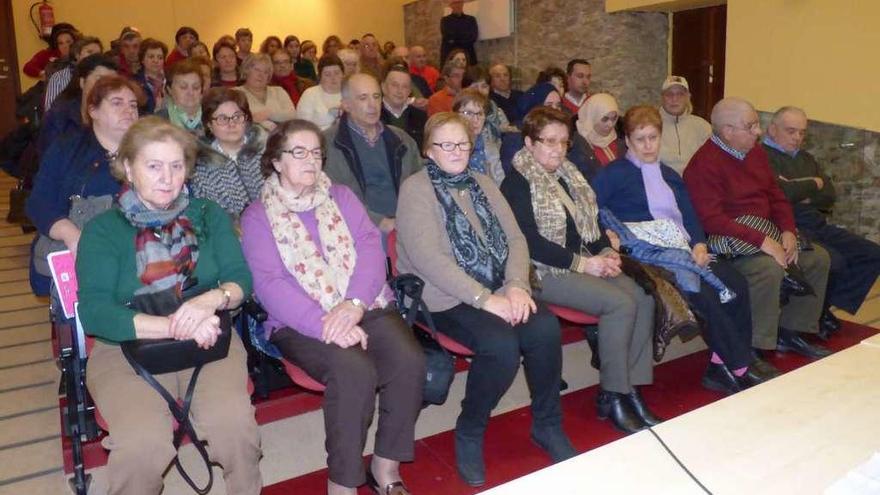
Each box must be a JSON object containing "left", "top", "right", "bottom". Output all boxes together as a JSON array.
[
  {"left": 168, "top": 291, "right": 224, "bottom": 350},
  {"left": 482, "top": 286, "right": 538, "bottom": 326},
  {"left": 761, "top": 231, "right": 799, "bottom": 267},
  {"left": 321, "top": 300, "right": 368, "bottom": 349}
]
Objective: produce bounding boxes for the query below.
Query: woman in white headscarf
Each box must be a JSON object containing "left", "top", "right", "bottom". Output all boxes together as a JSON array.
[{"left": 568, "top": 93, "right": 627, "bottom": 180}]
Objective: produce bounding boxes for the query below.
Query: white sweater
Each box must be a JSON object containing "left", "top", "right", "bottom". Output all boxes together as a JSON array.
[
  {"left": 296, "top": 85, "right": 342, "bottom": 130},
  {"left": 659, "top": 106, "right": 712, "bottom": 175}
]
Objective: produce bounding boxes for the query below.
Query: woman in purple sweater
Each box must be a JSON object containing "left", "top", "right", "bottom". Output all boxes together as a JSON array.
[{"left": 240, "top": 119, "right": 424, "bottom": 495}]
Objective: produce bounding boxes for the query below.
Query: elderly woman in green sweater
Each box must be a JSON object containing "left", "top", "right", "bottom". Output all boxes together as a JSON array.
[{"left": 76, "top": 117, "right": 262, "bottom": 495}]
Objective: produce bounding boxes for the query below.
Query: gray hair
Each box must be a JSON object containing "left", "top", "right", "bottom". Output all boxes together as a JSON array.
[
  {"left": 770, "top": 105, "right": 806, "bottom": 125},
  {"left": 240, "top": 53, "right": 273, "bottom": 79},
  {"left": 340, "top": 72, "right": 378, "bottom": 100},
  {"left": 710, "top": 97, "right": 755, "bottom": 134}
]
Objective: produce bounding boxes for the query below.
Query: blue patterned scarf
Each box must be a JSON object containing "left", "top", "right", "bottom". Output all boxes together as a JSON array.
[
  {"left": 468, "top": 134, "right": 488, "bottom": 174},
  {"left": 426, "top": 161, "right": 509, "bottom": 291}
]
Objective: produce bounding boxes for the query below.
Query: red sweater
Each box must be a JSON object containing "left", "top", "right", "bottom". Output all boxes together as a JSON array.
[
  {"left": 165, "top": 48, "right": 187, "bottom": 69},
  {"left": 271, "top": 73, "right": 302, "bottom": 105},
  {"left": 23, "top": 48, "right": 61, "bottom": 78},
  {"left": 683, "top": 139, "right": 795, "bottom": 248}
]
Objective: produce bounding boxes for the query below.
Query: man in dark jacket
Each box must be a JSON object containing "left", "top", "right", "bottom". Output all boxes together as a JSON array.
[
  {"left": 324, "top": 73, "right": 422, "bottom": 234},
  {"left": 441, "top": 0, "right": 479, "bottom": 66},
  {"left": 380, "top": 61, "right": 428, "bottom": 149},
  {"left": 763, "top": 106, "right": 880, "bottom": 327},
  {"left": 488, "top": 64, "right": 523, "bottom": 124}
]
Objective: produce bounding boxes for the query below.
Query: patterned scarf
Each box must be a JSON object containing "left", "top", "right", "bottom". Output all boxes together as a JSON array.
[
  {"left": 426, "top": 161, "right": 509, "bottom": 291},
  {"left": 118, "top": 186, "right": 198, "bottom": 298},
  {"left": 260, "top": 172, "right": 390, "bottom": 312},
  {"left": 512, "top": 147, "right": 601, "bottom": 277},
  {"left": 468, "top": 134, "right": 488, "bottom": 175},
  {"left": 166, "top": 99, "right": 203, "bottom": 132}
]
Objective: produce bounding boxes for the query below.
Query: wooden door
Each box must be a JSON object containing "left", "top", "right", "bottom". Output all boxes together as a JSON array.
[
  {"left": 671, "top": 5, "right": 726, "bottom": 120},
  {"left": 0, "top": 0, "right": 21, "bottom": 137}
]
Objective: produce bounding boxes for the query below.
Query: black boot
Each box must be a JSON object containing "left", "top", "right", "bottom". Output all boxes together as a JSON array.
[
  {"left": 585, "top": 325, "right": 600, "bottom": 370},
  {"left": 701, "top": 361, "right": 741, "bottom": 395},
  {"left": 596, "top": 390, "right": 646, "bottom": 434},
  {"left": 626, "top": 388, "right": 662, "bottom": 427},
  {"left": 454, "top": 430, "right": 485, "bottom": 487}
]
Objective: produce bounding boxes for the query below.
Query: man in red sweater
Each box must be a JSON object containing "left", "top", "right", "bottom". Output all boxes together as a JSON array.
[{"left": 683, "top": 98, "right": 831, "bottom": 359}]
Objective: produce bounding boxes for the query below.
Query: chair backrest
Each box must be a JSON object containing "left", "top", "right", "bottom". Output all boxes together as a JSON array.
[{"left": 48, "top": 250, "right": 78, "bottom": 319}]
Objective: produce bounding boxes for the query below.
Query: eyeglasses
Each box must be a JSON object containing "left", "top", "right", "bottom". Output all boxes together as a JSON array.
[
  {"left": 459, "top": 110, "right": 485, "bottom": 119},
  {"left": 211, "top": 112, "right": 247, "bottom": 126},
  {"left": 728, "top": 121, "right": 761, "bottom": 132},
  {"left": 535, "top": 137, "right": 571, "bottom": 149},
  {"left": 432, "top": 141, "right": 473, "bottom": 152},
  {"left": 281, "top": 146, "right": 323, "bottom": 160}
]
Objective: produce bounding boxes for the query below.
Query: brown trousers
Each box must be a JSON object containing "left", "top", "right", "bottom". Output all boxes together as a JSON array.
[
  {"left": 270, "top": 307, "right": 426, "bottom": 488},
  {"left": 87, "top": 333, "right": 262, "bottom": 495}
]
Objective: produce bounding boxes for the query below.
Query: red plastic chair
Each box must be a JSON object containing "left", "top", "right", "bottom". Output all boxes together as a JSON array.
[
  {"left": 387, "top": 230, "right": 475, "bottom": 357},
  {"left": 282, "top": 360, "right": 326, "bottom": 392},
  {"left": 546, "top": 303, "right": 599, "bottom": 326}
]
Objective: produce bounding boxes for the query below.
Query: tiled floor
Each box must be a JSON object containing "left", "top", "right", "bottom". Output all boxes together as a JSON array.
[{"left": 0, "top": 163, "right": 877, "bottom": 494}]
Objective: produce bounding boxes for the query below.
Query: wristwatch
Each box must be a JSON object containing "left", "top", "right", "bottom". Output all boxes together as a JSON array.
[{"left": 348, "top": 298, "right": 367, "bottom": 311}]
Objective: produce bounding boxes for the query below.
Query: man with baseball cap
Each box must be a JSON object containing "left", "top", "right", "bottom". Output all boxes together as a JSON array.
[
  {"left": 117, "top": 27, "right": 142, "bottom": 76},
  {"left": 658, "top": 75, "right": 712, "bottom": 175}
]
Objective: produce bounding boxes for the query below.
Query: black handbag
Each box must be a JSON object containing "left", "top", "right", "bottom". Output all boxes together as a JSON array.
[
  {"left": 120, "top": 279, "right": 231, "bottom": 495},
  {"left": 392, "top": 274, "right": 456, "bottom": 407}
]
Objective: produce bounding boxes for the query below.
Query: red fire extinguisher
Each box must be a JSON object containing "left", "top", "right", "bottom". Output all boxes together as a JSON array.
[{"left": 38, "top": 1, "right": 55, "bottom": 37}]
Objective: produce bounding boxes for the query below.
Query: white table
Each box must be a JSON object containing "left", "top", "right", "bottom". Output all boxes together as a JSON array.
[{"left": 482, "top": 342, "right": 880, "bottom": 495}]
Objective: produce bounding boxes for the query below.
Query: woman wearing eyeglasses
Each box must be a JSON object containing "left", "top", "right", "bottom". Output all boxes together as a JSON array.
[
  {"left": 241, "top": 119, "right": 425, "bottom": 495},
  {"left": 395, "top": 112, "right": 576, "bottom": 488},
  {"left": 192, "top": 88, "right": 266, "bottom": 220},
  {"left": 568, "top": 93, "right": 627, "bottom": 181},
  {"left": 499, "top": 106, "right": 659, "bottom": 434},
  {"left": 452, "top": 88, "right": 504, "bottom": 185}
]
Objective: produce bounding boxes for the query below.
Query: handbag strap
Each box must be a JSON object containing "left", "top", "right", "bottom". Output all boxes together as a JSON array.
[
  {"left": 391, "top": 274, "right": 452, "bottom": 358},
  {"left": 121, "top": 348, "right": 214, "bottom": 495}
]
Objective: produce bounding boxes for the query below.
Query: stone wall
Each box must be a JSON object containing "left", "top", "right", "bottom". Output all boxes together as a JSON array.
[
  {"left": 759, "top": 112, "right": 880, "bottom": 242},
  {"left": 403, "top": 0, "right": 669, "bottom": 110}
]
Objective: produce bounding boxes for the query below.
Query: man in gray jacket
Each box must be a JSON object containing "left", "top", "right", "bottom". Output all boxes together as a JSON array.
[
  {"left": 324, "top": 73, "right": 423, "bottom": 233},
  {"left": 658, "top": 75, "right": 712, "bottom": 175}
]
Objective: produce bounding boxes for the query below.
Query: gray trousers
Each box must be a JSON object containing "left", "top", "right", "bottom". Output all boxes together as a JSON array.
[
  {"left": 730, "top": 245, "right": 831, "bottom": 349},
  {"left": 537, "top": 271, "right": 654, "bottom": 393}
]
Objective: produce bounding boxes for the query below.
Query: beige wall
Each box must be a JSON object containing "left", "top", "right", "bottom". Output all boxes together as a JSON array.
[
  {"left": 12, "top": 0, "right": 408, "bottom": 89},
  {"left": 725, "top": 0, "right": 880, "bottom": 132}
]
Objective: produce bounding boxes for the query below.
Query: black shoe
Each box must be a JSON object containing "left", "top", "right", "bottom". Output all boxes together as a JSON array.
[
  {"left": 454, "top": 431, "right": 485, "bottom": 487},
  {"left": 701, "top": 362, "right": 742, "bottom": 395},
  {"left": 820, "top": 307, "right": 842, "bottom": 333},
  {"left": 585, "top": 325, "right": 600, "bottom": 370},
  {"left": 531, "top": 425, "right": 577, "bottom": 463},
  {"left": 736, "top": 364, "right": 777, "bottom": 389},
  {"left": 776, "top": 328, "right": 832, "bottom": 359},
  {"left": 626, "top": 388, "right": 663, "bottom": 427},
  {"left": 596, "top": 390, "right": 647, "bottom": 434},
  {"left": 750, "top": 358, "right": 781, "bottom": 379}
]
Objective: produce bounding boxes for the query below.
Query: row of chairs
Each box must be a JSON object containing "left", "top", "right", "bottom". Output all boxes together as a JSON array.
[{"left": 52, "top": 230, "right": 600, "bottom": 494}]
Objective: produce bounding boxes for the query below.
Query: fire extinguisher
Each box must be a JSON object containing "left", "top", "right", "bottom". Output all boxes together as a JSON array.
[{"left": 38, "top": 1, "right": 55, "bottom": 37}]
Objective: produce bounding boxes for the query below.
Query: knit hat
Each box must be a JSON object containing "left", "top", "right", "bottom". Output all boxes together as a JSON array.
[{"left": 662, "top": 75, "right": 689, "bottom": 92}]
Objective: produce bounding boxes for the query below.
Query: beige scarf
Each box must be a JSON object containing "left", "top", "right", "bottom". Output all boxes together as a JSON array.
[
  {"left": 261, "top": 172, "right": 389, "bottom": 311},
  {"left": 576, "top": 93, "right": 619, "bottom": 151},
  {"left": 512, "top": 148, "right": 601, "bottom": 277}
]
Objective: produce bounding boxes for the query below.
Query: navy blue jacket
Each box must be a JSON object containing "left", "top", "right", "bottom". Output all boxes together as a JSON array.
[
  {"left": 37, "top": 97, "right": 82, "bottom": 156},
  {"left": 592, "top": 157, "right": 706, "bottom": 246}
]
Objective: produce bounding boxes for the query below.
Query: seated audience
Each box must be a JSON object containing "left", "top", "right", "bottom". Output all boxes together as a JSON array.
[
  {"left": 463, "top": 65, "right": 511, "bottom": 136},
  {"left": 297, "top": 55, "right": 344, "bottom": 130},
  {"left": 237, "top": 53, "right": 297, "bottom": 131},
  {"left": 561, "top": 59, "right": 592, "bottom": 115},
  {"left": 77, "top": 116, "right": 261, "bottom": 494},
  {"left": 408, "top": 45, "right": 440, "bottom": 91},
  {"left": 443, "top": 48, "right": 469, "bottom": 70},
  {"left": 212, "top": 39, "right": 240, "bottom": 88},
  {"left": 322, "top": 35, "right": 343, "bottom": 58},
  {"left": 684, "top": 98, "right": 832, "bottom": 358},
  {"left": 536, "top": 66, "right": 566, "bottom": 95},
  {"left": 135, "top": 38, "right": 168, "bottom": 113},
  {"left": 427, "top": 60, "right": 465, "bottom": 116},
  {"left": 188, "top": 41, "right": 210, "bottom": 60},
  {"left": 569, "top": 93, "right": 627, "bottom": 180},
  {"left": 593, "top": 105, "right": 778, "bottom": 394},
  {"left": 270, "top": 49, "right": 307, "bottom": 105},
  {"left": 23, "top": 23, "right": 78, "bottom": 79},
  {"left": 43, "top": 35, "right": 103, "bottom": 112},
  {"left": 763, "top": 106, "right": 880, "bottom": 327},
  {"left": 283, "top": 35, "right": 300, "bottom": 62},
  {"left": 489, "top": 63, "right": 523, "bottom": 124},
  {"left": 193, "top": 88, "right": 266, "bottom": 219},
  {"left": 358, "top": 33, "right": 384, "bottom": 78},
  {"left": 165, "top": 26, "right": 198, "bottom": 69},
  {"left": 38, "top": 54, "right": 118, "bottom": 155},
  {"left": 658, "top": 76, "right": 711, "bottom": 175},
  {"left": 396, "top": 112, "right": 576, "bottom": 487},
  {"left": 115, "top": 27, "right": 142, "bottom": 77},
  {"left": 28, "top": 76, "right": 142, "bottom": 294},
  {"left": 235, "top": 27, "right": 253, "bottom": 62},
  {"left": 516, "top": 82, "right": 563, "bottom": 122},
  {"left": 380, "top": 60, "right": 428, "bottom": 148},
  {"left": 259, "top": 35, "right": 282, "bottom": 55},
  {"left": 454, "top": 89, "right": 504, "bottom": 184},
  {"left": 155, "top": 59, "right": 205, "bottom": 136},
  {"left": 324, "top": 73, "right": 421, "bottom": 233},
  {"left": 337, "top": 48, "right": 361, "bottom": 76},
  {"left": 241, "top": 119, "right": 424, "bottom": 495},
  {"left": 191, "top": 56, "right": 213, "bottom": 94},
  {"left": 295, "top": 40, "right": 319, "bottom": 80}
]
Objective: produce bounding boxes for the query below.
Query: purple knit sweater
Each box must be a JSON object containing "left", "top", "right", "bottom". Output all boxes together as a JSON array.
[{"left": 240, "top": 184, "right": 393, "bottom": 340}]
